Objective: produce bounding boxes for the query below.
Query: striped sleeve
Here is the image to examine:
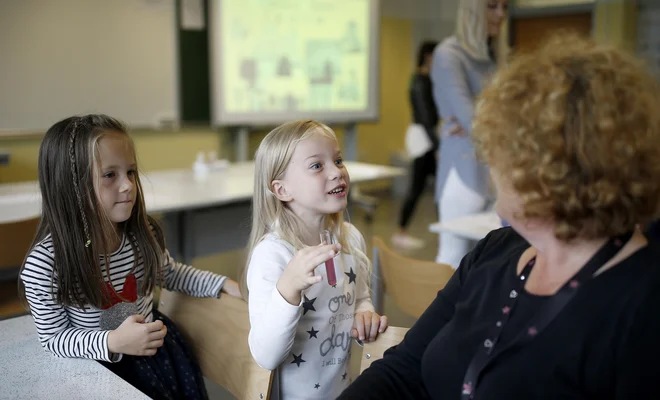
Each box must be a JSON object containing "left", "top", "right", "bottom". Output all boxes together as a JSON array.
[
  {"left": 161, "top": 249, "right": 227, "bottom": 297},
  {"left": 20, "top": 244, "right": 115, "bottom": 362}
]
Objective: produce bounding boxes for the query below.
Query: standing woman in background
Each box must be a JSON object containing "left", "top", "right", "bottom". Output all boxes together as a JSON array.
[
  {"left": 432, "top": 0, "right": 508, "bottom": 267},
  {"left": 392, "top": 40, "right": 440, "bottom": 250}
]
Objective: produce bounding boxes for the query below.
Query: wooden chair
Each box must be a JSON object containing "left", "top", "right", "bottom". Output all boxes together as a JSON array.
[
  {"left": 0, "top": 218, "right": 39, "bottom": 280},
  {"left": 158, "top": 290, "right": 273, "bottom": 400},
  {"left": 359, "top": 326, "right": 409, "bottom": 373},
  {"left": 372, "top": 236, "right": 455, "bottom": 319}
]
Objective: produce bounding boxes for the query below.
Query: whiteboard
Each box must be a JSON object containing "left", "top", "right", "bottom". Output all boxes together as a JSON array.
[
  {"left": 208, "top": 0, "right": 380, "bottom": 126},
  {"left": 0, "top": 0, "right": 179, "bottom": 133}
]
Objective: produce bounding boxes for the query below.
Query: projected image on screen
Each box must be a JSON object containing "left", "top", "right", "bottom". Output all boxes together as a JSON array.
[{"left": 210, "top": 0, "right": 379, "bottom": 126}]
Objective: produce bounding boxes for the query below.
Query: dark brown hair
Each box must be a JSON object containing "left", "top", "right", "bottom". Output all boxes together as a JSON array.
[
  {"left": 20, "top": 114, "right": 166, "bottom": 309},
  {"left": 473, "top": 33, "right": 660, "bottom": 241},
  {"left": 417, "top": 40, "right": 438, "bottom": 67}
]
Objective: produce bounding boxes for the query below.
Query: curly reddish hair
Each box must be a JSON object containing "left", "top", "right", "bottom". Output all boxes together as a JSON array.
[{"left": 473, "top": 33, "right": 660, "bottom": 241}]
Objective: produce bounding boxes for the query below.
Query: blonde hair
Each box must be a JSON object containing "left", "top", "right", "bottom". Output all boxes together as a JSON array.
[
  {"left": 455, "top": 0, "right": 509, "bottom": 62},
  {"left": 239, "top": 120, "right": 371, "bottom": 300},
  {"left": 473, "top": 33, "right": 660, "bottom": 241}
]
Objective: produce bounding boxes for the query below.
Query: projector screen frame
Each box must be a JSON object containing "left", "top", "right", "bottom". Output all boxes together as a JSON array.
[{"left": 208, "top": 0, "right": 381, "bottom": 127}]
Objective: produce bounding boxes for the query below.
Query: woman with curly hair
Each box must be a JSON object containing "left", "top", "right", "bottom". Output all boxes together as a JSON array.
[{"left": 339, "top": 33, "right": 660, "bottom": 399}]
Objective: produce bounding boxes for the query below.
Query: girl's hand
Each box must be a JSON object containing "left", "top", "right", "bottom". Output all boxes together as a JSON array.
[
  {"left": 351, "top": 312, "right": 388, "bottom": 342},
  {"left": 221, "top": 279, "right": 242, "bottom": 298},
  {"left": 107, "top": 315, "right": 167, "bottom": 356},
  {"left": 276, "top": 243, "right": 341, "bottom": 305}
]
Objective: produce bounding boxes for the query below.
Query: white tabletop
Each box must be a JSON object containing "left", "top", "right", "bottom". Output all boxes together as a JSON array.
[
  {"left": 0, "top": 315, "right": 149, "bottom": 400},
  {"left": 429, "top": 211, "right": 502, "bottom": 241},
  {"left": 0, "top": 161, "right": 404, "bottom": 224}
]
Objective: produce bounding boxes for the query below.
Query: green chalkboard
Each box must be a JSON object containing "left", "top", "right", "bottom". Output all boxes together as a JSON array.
[{"left": 177, "top": 0, "right": 211, "bottom": 124}]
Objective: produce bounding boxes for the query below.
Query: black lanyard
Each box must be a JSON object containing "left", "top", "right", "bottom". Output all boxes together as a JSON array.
[{"left": 460, "top": 232, "right": 633, "bottom": 399}]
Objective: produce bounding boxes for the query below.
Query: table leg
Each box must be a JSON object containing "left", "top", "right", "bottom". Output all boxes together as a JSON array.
[
  {"left": 344, "top": 123, "right": 357, "bottom": 161},
  {"left": 182, "top": 210, "right": 195, "bottom": 266},
  {"left": 162, "top": 212, "right": 183, "bottom": 261},
  {"left": 235, "top": 127, "right": 249, "bottom": 162}
]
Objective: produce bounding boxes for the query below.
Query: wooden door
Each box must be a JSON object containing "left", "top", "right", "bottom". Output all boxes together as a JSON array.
[{"left": 512, "top": 12, "right": 593, "bottom": 53}]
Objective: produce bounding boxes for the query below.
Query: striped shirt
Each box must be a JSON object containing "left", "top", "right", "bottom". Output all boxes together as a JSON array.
[{"left": 20, "top": 234, "right": 227, "bottom": 362}]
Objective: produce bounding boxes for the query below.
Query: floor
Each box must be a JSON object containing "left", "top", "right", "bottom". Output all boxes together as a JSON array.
[{"left": 0, "top": 189, "right": 441, "bottom": 399}]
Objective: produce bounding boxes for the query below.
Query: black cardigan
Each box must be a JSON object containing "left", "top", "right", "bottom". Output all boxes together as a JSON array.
[{"left": 340, "top": 228, "right": 660, "bottom": 399}]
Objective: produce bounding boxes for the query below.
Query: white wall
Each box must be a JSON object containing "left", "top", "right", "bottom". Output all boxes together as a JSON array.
[
  {"left": 0, "top": 0, "right": 178, "bottom": 132},
  {"left": 381, "top": 0, "right": 458, "bottom": 64}
]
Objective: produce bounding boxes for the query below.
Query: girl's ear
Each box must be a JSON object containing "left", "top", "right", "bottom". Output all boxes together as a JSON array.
[{"left": 271, "top": 180, "right": 292, "bottom": 202}]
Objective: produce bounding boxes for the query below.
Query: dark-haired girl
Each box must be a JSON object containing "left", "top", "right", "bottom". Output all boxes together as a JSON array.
[{"left": 20, "top": 114, "right": 241, "bottom": 399}]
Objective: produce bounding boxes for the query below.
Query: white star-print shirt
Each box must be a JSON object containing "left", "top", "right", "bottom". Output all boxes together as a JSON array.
[{"left": 247, "top": 223, "right": 374, "bottom": 399}]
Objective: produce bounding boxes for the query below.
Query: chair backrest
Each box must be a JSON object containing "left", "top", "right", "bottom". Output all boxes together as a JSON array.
[
  {"left": 158, "top": 290, "right": 273, "bottom": 400},
  {"left": 359, "top": 326, "right": 409, "bottom": 373},
  {"left": 0, "top": 218, "right": 39, "bottom": 271},
  {"left": 372, "top": 236, "right": 455, "bottom": 318}
]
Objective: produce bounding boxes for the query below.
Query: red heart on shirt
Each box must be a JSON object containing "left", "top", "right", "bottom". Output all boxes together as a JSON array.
[{"left": 101, "top": 273, "right": 138, "bottom": 310}]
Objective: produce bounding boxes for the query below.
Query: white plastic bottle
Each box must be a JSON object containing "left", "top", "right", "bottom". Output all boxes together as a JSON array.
[{"left": 192, "top": 151, "right": 209, "bottom": 181}]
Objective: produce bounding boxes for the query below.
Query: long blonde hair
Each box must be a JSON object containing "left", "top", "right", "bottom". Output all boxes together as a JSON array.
[
  {"left": 239, "top": 120, "right": 371, "bottom": 300},
  {"left": 455, "top": 0, "right": 509, "bottom": 62}
]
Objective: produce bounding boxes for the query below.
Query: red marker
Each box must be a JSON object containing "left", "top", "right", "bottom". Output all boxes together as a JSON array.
[{"left": 320, "top": 230, "right": 337, "bottom": 286}]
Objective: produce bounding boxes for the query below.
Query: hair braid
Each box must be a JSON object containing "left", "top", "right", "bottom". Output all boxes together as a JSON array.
[{"left": 68, "top": 118, "right": 92, "bottom": 248}]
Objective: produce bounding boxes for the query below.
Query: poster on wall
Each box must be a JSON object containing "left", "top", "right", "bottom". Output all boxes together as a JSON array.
[{"left": 208, "top": 0, "right": 380, "bottom": 126}]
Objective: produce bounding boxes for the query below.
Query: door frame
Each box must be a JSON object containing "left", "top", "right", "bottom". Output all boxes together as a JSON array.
[{"left": 508, "top": 2, "right": 596, "bottom": 47}]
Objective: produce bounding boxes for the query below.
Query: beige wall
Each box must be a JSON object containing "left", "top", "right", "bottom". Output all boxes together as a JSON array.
[
  {"left": 0, "top": 129, "right": 223, "bottom": 183},
  {"left": 592, "top": 0, "right": 638, "bottom": 51},
  {"left": 0, "top": 2, "right": 641, "bottom": 184}
]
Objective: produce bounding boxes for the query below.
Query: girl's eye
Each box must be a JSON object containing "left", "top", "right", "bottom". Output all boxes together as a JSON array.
[
  {"left": 128, "top": 170, "right": 136, "bottom": 176},
  {"left": 103, "top": 172, "right": 115, "bottom": 179},
  {"left": 335, "top": 158, "right": 344, "bottom": 166},
  {"left": 310, "top": 162, "right": 322, "bottom": 170}
]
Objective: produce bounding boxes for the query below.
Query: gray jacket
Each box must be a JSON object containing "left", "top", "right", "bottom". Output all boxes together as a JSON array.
[{"left": 431, "top": 36, "right": 495, "bottom": 200}]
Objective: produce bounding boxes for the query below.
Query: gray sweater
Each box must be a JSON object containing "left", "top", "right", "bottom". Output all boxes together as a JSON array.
[{"left": 431, "top": 36, "right": 496, "bottom": 200}]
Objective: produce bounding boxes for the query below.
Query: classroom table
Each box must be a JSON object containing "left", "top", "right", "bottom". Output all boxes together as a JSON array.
[
  {"left": 428, "top": 211, "right": 502, "bottom": 241},
  {"left": 0, "top": 161, "right": 404, "bottom": 265},
  {"left": 0, "top": 315, "right": 149, "bottom": 400}
]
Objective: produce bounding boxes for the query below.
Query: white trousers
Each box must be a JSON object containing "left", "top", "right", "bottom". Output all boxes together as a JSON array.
[{"left": 436, "top": 167, "right": 489, "bottom": 268}]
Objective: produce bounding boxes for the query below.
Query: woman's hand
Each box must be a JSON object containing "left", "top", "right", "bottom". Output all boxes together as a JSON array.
[
  {"left": 352, "top": 311, "right": 388, "bottom": 342},
  {"left": 446, "top": 116, "right": 466, "bottom": 136}
]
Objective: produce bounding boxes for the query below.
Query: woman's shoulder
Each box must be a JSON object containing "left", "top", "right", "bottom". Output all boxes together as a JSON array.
[
  {"left": 435, "top": 36, "right": 492, "bottom": 69},
  {"left": 466, "top": 227, "right": 529, "bottom": 269},
  {"left": 621, "top": 239, "right": 660, "bottom": 288},
  {"left": 410, "top": 72, "right": 430, "bottom": 86},
  {"left": 435, "top": 36, "right": 468, "bottom": 60}
]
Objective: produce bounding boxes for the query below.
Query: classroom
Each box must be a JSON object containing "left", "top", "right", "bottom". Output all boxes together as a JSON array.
[{"left": 1, "top": 0, "right": 656, "bottom": 399}]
